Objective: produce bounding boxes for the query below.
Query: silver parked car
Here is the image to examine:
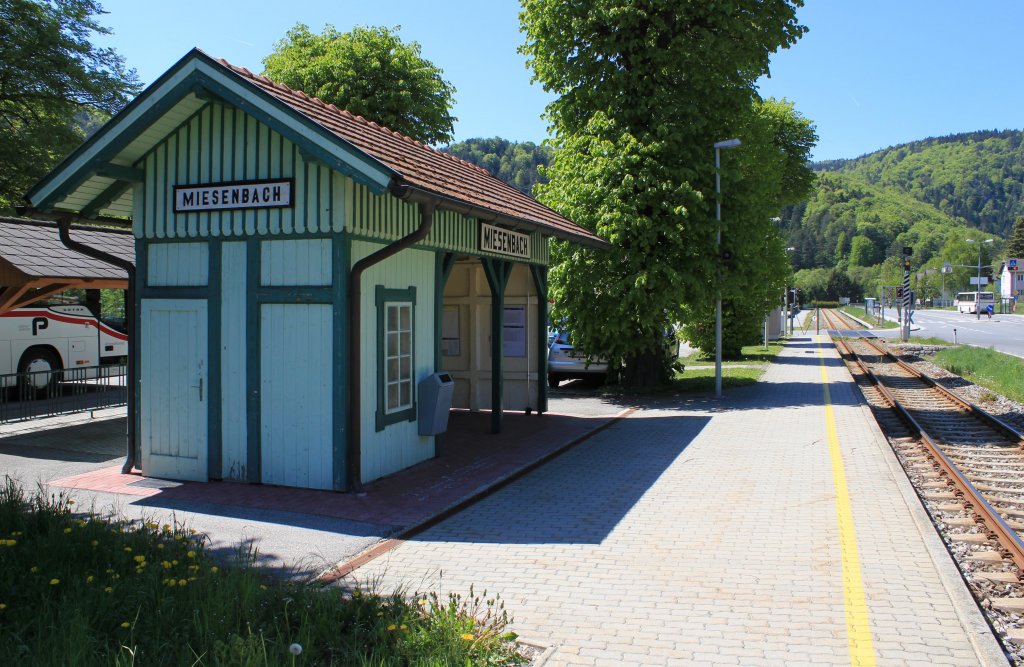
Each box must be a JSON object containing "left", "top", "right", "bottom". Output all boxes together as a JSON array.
[{"left": 547, "top": 331, "right": 608, "bottom": 388}]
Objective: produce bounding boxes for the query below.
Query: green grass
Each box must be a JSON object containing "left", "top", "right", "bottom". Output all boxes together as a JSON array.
[
  {"left": 678, "top": 341, "right": 784, "bottom": 366},
  {"left": 839, "top": 306, "right": 899, "bottom": 329},
  {"left": 666, "top": 342, "right": 781, "bottom": 391},
  {"left": 0, "top": 479, "right": 525, "bottom": 666},
  {"left": 929, "top": 346, "right": 1024, "bottom": 404},
  {"left": 907, "top": 336, "right": 954, "bottom": 346}
]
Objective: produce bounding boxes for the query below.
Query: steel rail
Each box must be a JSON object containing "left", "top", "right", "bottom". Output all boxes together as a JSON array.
[
  {"left": 835, "top": 336, "right": 1024, "bottom": 575},
  {"left": 857, "top": 336, "right": 1024, "bottom": 446}
]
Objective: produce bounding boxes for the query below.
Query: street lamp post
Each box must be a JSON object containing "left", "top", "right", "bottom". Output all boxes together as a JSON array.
[
  {"left": 713, "top": 138, "right": 741, "bottom": 399},
  {"left": 966, "top": 238, "right": 993, "bottom": 320}
]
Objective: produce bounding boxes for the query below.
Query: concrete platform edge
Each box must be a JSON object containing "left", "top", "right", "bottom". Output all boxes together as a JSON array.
[{"left": 840, "top": 356, "right": 1010, "bottom": 666}]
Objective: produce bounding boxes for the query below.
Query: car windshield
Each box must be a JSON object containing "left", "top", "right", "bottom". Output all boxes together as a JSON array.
[{"left": 555, "top": 331, "right": 572, "bottom": 345}]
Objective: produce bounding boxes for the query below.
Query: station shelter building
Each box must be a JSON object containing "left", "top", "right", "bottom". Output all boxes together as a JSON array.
[{"left": 26, "top": 49, "right": 606, "bottom": 492}]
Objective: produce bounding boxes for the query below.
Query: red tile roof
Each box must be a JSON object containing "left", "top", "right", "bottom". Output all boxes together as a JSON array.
[{"left": 209, "top": 55, "right": 606, "bottom": 248}]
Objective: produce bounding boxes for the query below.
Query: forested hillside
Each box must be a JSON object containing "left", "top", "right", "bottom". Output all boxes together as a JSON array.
[
  {"left": 443, "top": 137, "right": 551, "bottom": 194},
  {"left": 782, "top": 130, "right": 1023, "bottom": 301}
]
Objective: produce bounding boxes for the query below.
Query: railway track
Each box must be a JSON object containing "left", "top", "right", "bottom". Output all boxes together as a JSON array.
[{"left": 820, "top": 308, "right": 1024, "bottom": 652}]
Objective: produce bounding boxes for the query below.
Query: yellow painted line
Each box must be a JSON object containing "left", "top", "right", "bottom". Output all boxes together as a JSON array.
[{"left": 819, "top": 341, "right": 877, "bottom": 667}]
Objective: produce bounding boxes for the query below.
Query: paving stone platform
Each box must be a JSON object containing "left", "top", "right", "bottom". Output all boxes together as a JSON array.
[{"left": 353, "top": 335, "right": 1009, "bottom": 667}]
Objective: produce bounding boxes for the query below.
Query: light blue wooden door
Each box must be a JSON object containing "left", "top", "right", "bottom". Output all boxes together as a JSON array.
[
  {"left": 140, "top": 299, "right": 208, "bottom": 481},
  {"left": 260, "top": 303, "right": 333, "bottom": 489}
]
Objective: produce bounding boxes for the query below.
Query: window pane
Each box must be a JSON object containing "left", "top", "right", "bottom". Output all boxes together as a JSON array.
[
  {"left": 400, "top": 305, "right": 411, "bottom": 331},
  {"left": 388, "top": 358, "right": 399, "bottom": 382},
  {"left": 387, "top": 332, "right": 399, "bottom": 356},
  {"left": 388, "top": 305, "right": 398, "bottom": 330},
  {"left": 400, "top": 382, "right": 411, "bottom": 407},
  {"left": 400, "top": 356, "right": 411, "bottom": 381},
  {"left": 400, "top": 332, "right": 411, "bottom": 356},
  {"left": 388, "top": 383, "right": 399, "bottom": 410}
]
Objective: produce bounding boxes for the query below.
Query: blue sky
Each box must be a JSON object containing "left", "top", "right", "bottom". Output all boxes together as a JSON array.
[{"left": 95, "top": 1, "right": 1024, "bottom": 161}]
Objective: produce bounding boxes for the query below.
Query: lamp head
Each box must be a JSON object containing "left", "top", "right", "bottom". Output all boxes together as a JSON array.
[{"left": 714, "top": 138, "right": 742, "bottom": 149}]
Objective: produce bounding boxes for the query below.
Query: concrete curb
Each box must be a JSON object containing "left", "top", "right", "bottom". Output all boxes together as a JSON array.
[{"left": 834, "top": 339, "right": 1010, "bottom": 666}]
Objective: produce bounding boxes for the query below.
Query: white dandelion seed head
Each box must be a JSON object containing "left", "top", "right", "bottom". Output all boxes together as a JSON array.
[{"left": 289, "top": 643, "right": 302, "bottom": 655}]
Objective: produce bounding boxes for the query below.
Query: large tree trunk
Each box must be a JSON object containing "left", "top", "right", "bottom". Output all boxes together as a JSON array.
[{"left": 622, "top": 347, "right": 668, "bottom": 388}]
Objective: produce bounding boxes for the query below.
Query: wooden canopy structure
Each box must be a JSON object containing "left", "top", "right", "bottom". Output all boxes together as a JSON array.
[{"left": 0, "top": 217, "right": 134, "bottom": 314}]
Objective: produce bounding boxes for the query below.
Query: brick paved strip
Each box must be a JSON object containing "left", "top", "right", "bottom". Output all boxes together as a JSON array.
[{"left": 318, "top": 407, "right": 636, "bottom": 583}]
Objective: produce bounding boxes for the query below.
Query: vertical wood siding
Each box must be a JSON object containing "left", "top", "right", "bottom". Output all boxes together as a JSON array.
[
  {"left": 140, "top": 102, "right": 337, "bottom": 239},
  {"left": 220, "top": 242, "right": 247, "bottom": 480},
  {"left": 441, "top": 261, "right": 539, "bottom": 412},
  {"left": 259, "top": 303, "right": 333, "bottom": 490},
  {"left": 259, "top": 239, "right": 332, "bottom": 286},
  {"left": 147, "top": 242, "right": 209, "bottom": 286},
  {"left": 140, "top": 299, "right": 208, "bottom": 481},
  {"left": 346, "top": 182, "right": 550, "bottom": 265},
  {"left": 353, "top": 241, "right": 435, "bottom": 483}
]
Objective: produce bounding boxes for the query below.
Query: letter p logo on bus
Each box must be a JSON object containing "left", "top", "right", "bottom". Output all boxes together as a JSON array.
[{"left": 31, "top": 317, "right": 48, "bottom": 336}]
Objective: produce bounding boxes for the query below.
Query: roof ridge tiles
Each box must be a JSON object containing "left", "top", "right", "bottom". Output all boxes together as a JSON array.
[{"left": 209, "top": 55, "right": 603, "bottom": 246}]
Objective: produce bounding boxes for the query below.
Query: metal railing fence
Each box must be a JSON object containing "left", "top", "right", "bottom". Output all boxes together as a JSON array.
[{"left": 0, "top": 363, "right": 127, "bottom": 423}]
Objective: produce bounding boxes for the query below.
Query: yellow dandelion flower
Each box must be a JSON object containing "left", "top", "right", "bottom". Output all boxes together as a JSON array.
[
  {"left": 400, "top": 624, "right": 408, "bottom": 631},
  {"left": 49, "top": 578, "right": 60, "bottom": 585},
  {"left": 260, "top": 584, "right": 267, "bottom": 590},
  {"left": 91, "top": 540, "right": 99, "bottom": 547},
  {"left": 461, "top": 633, "right": 474, "bottom": 641},
  {"left": 145, "top": 522, "right": 159, "bottom": 530},
  {"left": 162, "top": 524, "right": 171, "bottom": 533},
  {"left": 67, "top": 500, "right": 75, "bottom": 505},
  {"left": 174, "top": 535, "right": 184, "bottom": 541},
  {"left": 353, "top": 590, "right": 361, "bottom": 598},
  {"left": 133, "top": 555, "right": 145, "bottom": 563},
  {"left": 187, "top": 550, "right": 196, "bottom": 559},
  {"left": 156, "top": 544, "right": 164, "bottom": 550},
  {"left": 63, "top": 527, "right": 72, "bottom": 534},
  {"left": 376, "top": 611, "right": 383, "bottom": 617},
  {"left": 387, "top": 624, "right": 397, "bottom": 631},
  {"left": 123, "top": 547, "right": 132, "bottom": 553},
  {"left": 177, "top": 578, "right": 187, "bottom": 586},
  {"left": 120, "top": 622, "right": 130, "bottom": 629},
  {"left": 210, "top": 566, "right": 218, "bottom": 573},
  {"left": 171, "top": 560, "right": 179, "bottom": 566},
  {"left": 189, "top": 528, "right": 196, "bottom": 534},
  {"left": 105, "top": 587, "right": 113, "bottom": 593},
  {"left": 105, "top": 568, "right": 114, "bottom": 574},
  {"left": 86, "top": 576, "right": 94, "bottom": 583},
  {"left": 418, "top": 599, "right": 428, "bottom": 606},
  {"left": 30, "top": 566, "right": 38, "bottom": 573},
  {"left": 162, "top": 561, "right": 172, "bottom": 569},
  {"left": 0, "top": 603, "right": 6, "bottom": 610}
]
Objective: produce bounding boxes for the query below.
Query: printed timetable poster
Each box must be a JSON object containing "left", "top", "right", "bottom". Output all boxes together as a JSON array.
[{"left": 503, "top": 305, "right": 526, "bottom": 357}]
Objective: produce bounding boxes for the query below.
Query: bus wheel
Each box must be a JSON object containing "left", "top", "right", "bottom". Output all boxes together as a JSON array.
[{"left": 18, "top": 348, "right": 60, "bottom": 398}]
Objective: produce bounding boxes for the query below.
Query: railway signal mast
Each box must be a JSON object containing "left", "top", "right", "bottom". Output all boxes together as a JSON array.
[{"left": 901, "top": 247, "right": 913, "bottom": 342}]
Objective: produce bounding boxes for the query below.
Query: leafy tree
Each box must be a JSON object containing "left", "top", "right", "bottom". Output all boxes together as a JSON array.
[
  {"left": 521, "top": 0, "right": 808, "bottom": 384},
  {"left": 263, "top": 24, "right": 456, "bottom": 145},
  {"left": 444, "top": 137, "right": 552, "bottom": 194},
  {"left": 1007, "top": 215, "right": 1024, "bottom": 258},
  {"left": 0, "top": 0, "right": 140, "bottom": 210}
]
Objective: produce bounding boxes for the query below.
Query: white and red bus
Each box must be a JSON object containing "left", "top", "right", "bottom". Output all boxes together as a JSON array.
[{"left": 0, "top": 304, "right": 128, "bottom": 390}]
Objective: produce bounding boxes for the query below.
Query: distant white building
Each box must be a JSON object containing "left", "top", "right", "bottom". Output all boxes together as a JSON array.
[{"left": 999, "top": 258, "right": 1024, "bottom": 300}]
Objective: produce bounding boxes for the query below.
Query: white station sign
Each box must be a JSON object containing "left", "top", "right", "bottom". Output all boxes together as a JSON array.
[
  {"left": 480, "top": 222, "right": 530, "bottom": 260},
  {"left": 174, "top": 179, "right": 293, "bottom": 213}
]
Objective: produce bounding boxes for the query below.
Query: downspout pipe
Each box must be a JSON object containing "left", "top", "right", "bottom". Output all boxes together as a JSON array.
[
  {"left": 347, "top": 184, "right": 438, "bottom": 493},
  {"left": 57, "top": 218, "right": 137, "bottom": 474}
]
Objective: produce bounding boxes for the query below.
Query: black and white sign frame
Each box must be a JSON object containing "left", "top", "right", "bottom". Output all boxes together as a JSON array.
[{"left": 173, "top": 178, "right": 295, "bottom": 213}]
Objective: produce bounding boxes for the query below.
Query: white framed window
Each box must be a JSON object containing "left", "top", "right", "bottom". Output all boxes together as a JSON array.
[{"left": 375, "top": 286, "right": 416, "bottom": 430}]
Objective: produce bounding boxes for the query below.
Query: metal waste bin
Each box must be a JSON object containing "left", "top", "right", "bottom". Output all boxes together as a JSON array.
[{"left": 418, "top": 372, "right": 454, "bottom": 435}]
